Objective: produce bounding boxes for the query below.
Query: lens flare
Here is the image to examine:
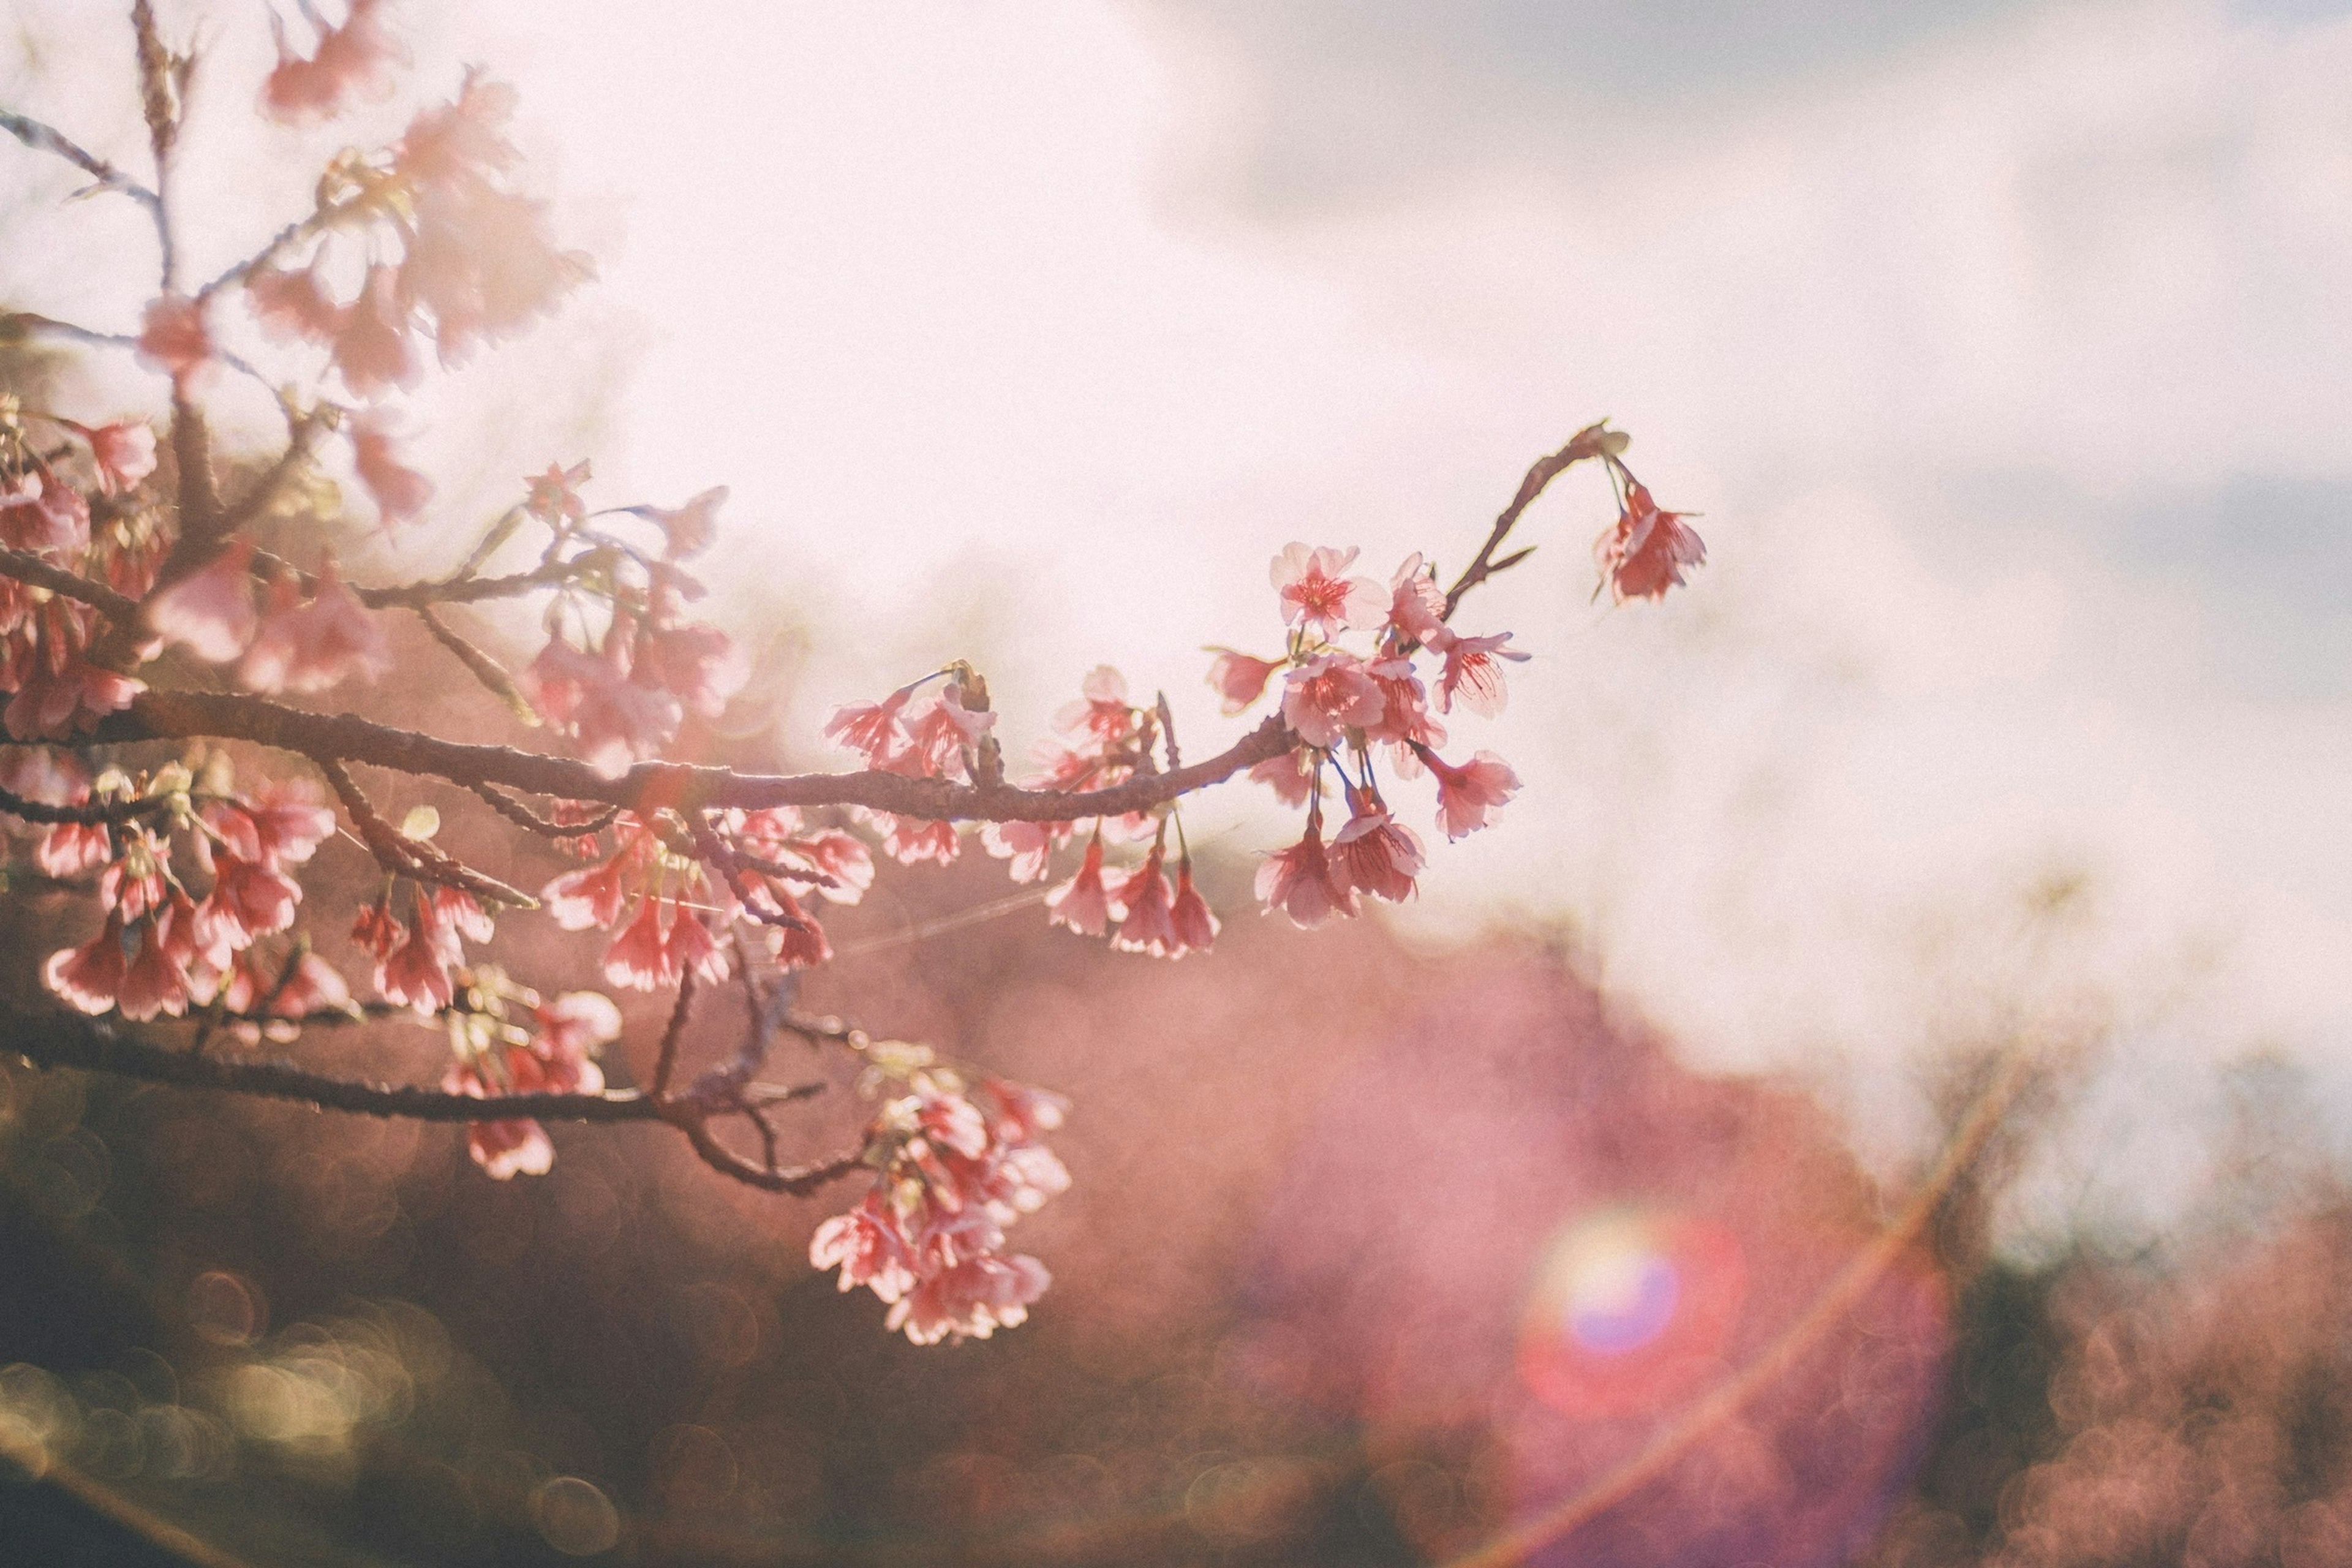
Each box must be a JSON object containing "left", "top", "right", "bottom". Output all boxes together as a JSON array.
[{"left": 1517, "top": 1207, "right": 1746, "bottom": 1418}]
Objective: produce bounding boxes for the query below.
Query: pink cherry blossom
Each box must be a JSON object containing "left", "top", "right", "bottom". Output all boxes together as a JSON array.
[
  {"left": 1332, "top": 791, "right": 1425, "bottom": 904},
  {"left": 543, "top": 844, "right": 643, "bottom": 930},
  {"left": 1255, "top": 814, "right": 1357, "bottom": 929},
  {"left": 642, "top": 486, "right": 726, "bottom": 559},
  {"left": 1046, "top": 838, "right": 1112, "bottom": 937},
  {"left": 262, "top": 0, "right": 404, "bottom": 124},
  {"left": 145, "top": 538, "right": 258, "bottom": 664},
  {"left": 823, "top": 689, "right": 912, "bottom": 768},
  {"left": 443, "top": 1058, "right": 556, "bottom": 1180},
  {"left": 635, "top": 620, "right": 749, "bottom": 719},
  {"left": 1110, "top": 848, "right": 1178, "bottom": 957},
  {"left": 222, "top": 949, "right": 352, "bottom": 1018},
  {"left": 1205, "top": 649, "right": 1281, "bottom": 715},
  {"left": 979, "top": 818, "right": 1066, "bottom": 883},
  {"left": 881, "top": 814, "right": 960, "bottom": 867},
  {"left": 1428, "top": 628, "right": 1529, "bottom": 717},
  {"left": 1423, "top": 747, "right": 1523, "bottom": 839},
  {"left": 532, "top": 992, "right": 622, "bottom": 1075},
  {"left": 763, "top": 886, "right": 833, "bottom": 969},
  {"left": 1249, "top": 747, "right": 1320, "bottom": 809},
  {"left": 238, "top": 782, "right": 337, "bottom": 866},
  {"left": 811, "top": 1194, "right": 919, "bottom": 1303},
  {"left": 1270, "top": 543, "right": 1385, "bottom": 639},
  {"left": 330, "top": 265, "right": 423, "bottom": 399},
  {"left": 521, "top": 633, "right": 682, "bottom": 778},
  {"left": 378, "top": 918, "right": 456, "bottom": 1014},
  {"left": 1596, "top": 481, "right": 1706, "bottom": 602},
  {"left": 1169, "top": 864, "right": 1219, "bottom": 956},
  {"left": 665, "top": 903, "right": 731, "bottom": 985},
  {"left": 44, "top": 914, "right": 128, "bottom": 1014},
  {"left": 237, "top": 562, "right": 394, "bottom": 695},
  {"left": 6, "top": 656, "right": 143, "bottom": 740},
  {"left": 118, "top": 920, "right": 192, "bottom": 1020},
  {"left": 522, "top": 459, "right": 590, "bottom": 526},
  {"left": 135, "top": 295, "right": 211, "bottom": 384},
  {"left": 981, "top": 1079, "right": 1069, "bottom": 1145},
  {"left": 201, "top": 850, "right": 303, "bottom": 944},
  {"left": 0, "top": 472, "right": 91, "bottom": 554},
  {"left": 793, "top": 829, "right": 873, "bottom": 903},
  {"left": 1054, "top": 665, "right": 1133, "bottom": 747},
  {"left": 601, "top": 897, "right": 676, "bottom": 991},
  {"left": 351, "top": 413, "right": 433, "bottom": 523},
  {"left": 897, "top": 691, "right": 995, "bottom": 781},
  {"left": 36, "top": 819, "right": 110, "bottom": 879},
  {"left": 246, "top": 261, "right": 342, "bottom": 344},
  {"left": 66, "top": 421, "right": 157, "bottom": 497},
  {"left": 1280, "top": 652, "right": 1385, "bottom": 749},
  {"left": 1362, "top": 655, "right": 1445, "bottom": 763},
  {"left": 1387, "top": 552, "right": 1448, "bottom": 644}
]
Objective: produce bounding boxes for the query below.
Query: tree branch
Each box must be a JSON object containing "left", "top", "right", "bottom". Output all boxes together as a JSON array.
[
  {"left": 0, "top": 546, "right": 142, "bottom": 622},
  {"left": 64, "top": 689, "right": 1297, "bottom": 826},
  {"left": 0, "top": 105, "right": 163, "bottom": 209}
]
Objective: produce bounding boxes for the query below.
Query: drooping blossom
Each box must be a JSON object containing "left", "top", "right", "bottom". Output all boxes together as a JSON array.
[
  {"left": 823, "top": 688, "right": 913, "bottom": 768},
  {"left": 543, "top": 823, "right": 654, "bottom": 930},
  {"left": 1110, "top": 846, "right": 1180, "bottom": 957},
  {"left": 44, "top": 913, "right": 129, "bottom": 1015},
  {"left": 1280, "top": 652, "right": 1385, "bottom": 749},
  {"left": 117, "top": 918, "right": 193, "bottom": 1020},
  {"left": 6, "top": 650, "right": 144, "bottom": 741},
  {"left": 521, "top": 632, "right": 682, "bottom": 778},
  {"left": 980, "top": 818, "right": 1066, "bottom": 883},
  {"left": 64, "top": 421, "right": 157, "bottom": 496},
  {"left": 330, "top": 264, "right": 423, "bottom": 399},
  {"left": 261, "top": 0, "right": 404, "bottom": 124},
  {"left": 135, "top": 295, "right": 211, "bottom": 384},
  {"left": 664, "top": 903, "right": 731, "bottom": 986},
  {"left": 0, "top": 472, "right": 91, "bottom": 554},
  {"left": 532, "top": 991, "right": 623, "bottom": 1076},
  {"left": 229, "top": 782, "right": 337, "bottom": 867},
  {"left": 1256, "top": 811, "right": 1357, "bottom": 928},
  {"left": 1169, "top": 863, "right": 1219, "bottom": 955},
  {"left": 1595, "top": 481, "right": 1706, "bottom": 602},
  {"left": 638, "top": 486, "right": 726, "bottom": 559},
  {"left": 394, "top": 75, "right": 592, "bottom": 363},
  {"left": 1046, "top": 837, "right": 1112, "bottom": 937},
  {"left": 1249, "top": 747, "right": 1321, "bottom": 809},
  {"left": 1272, "top": 543, "right": 1386, "bottom": 640},
  {"left": 878, "top": 813, "right": 960, "bottom": 868},
  {"left": 1386, "top": 551, "right": 1448, "bottom": 644},
  {"left": 813, "top": 1068, "right": 1070, "bottom": 1343},
  {"left": 220, "top": 949, "right": 353, "bottom": 1020},
  {"left": 145, "top": 538, "right": 258, "bottom": 664},
  {"left": 1332, "top": 790, "right": 1425, "bottom": 904},
  {"left": 601, "top": 896, "right": 676, "bottom": 991},
  {"left": 246, "top": 260, "right": 342, "bottom": 343},
  {"left": 198, "top": 847, "right": 303, "bottom": 946},
  {"left": 1054, "top": 665, "right": 1134, "bottom": 748},
  {"left": 350, "top": 413, "right": 433, "bottom": 522},
  {"left": 633, "top": 619, "right": 749, "bottom": 720},
  {"left": 1428, "top": 628, "right": 1529, "bottom": 717},
  {"left": 896, "top": 690, "right": 995, "bottom": 781},
  {"left": 1362, "top": 655, "right": 1444, "bottom": 768},
  {"left": 1205, "top": 649, "right": 1280, "bottom": 715},
  {"left": 237, "top": 562, "right": 394, "bottom": 694},
  {"left": 1422, "top": 747, "right": 1522, "bottom": 839}
]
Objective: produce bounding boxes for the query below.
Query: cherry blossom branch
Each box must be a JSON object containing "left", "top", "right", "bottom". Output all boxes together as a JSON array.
[
  {"left": 82, "top": 690, "right": 1298, "bottom": 824},
  {"left": 0, "top": 105, "right": 164, "bottom": 210},
  {"left": 1440, "top": 420, "right": 1621, "bottom": 621},
  {"left": 649, "top": 968, "right": 695, "bottom": 1097},
  {"left": 0, "top": 785, "right": 176, "bottom": 826},
  {"left": 313, "top": 755, "right": 537, "bottom": 907},
  {"left": 467, "top": 782, "right": 619, "bottom": 840},
  {"left": 129, "top": 0, "right": 185, "bottom": 293},
  {"left": 0, "top": 545, "right": 141, "bottom": 622},
  {"left": 415, "top": 604, "right": 537, "bottom": 716}
]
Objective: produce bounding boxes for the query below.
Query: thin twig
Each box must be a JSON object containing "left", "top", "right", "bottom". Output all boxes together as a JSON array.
[
  {"left": 650, "top": 968, "right": 696, "bottom": 1098},
  {"left": 0, "top": 785, "right": 173, "bottom": 827},
  {"left": 0, "top": 106, "right": 162, "bottom": 208},
  {"left": 468, "top": 782, "right": 618, "bottom": 840},
  {"left": 1439, "top": 421, "right": 1619, "bottom": 622},
  {"left": 314, "top": 755, "right": 537, "bottom": 907},
  {"left": 0, "top": 546, "right": 143, "bottom": 622}
]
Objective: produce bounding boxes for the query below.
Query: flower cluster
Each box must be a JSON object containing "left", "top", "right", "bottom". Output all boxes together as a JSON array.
[
  {"left": 34, "top": 754, "right": 342, "bottom": 1022},
  {"left": 543, "top": 804, "right": 872, "bottom": 982},
  {"left": 516, "top": 470, "right": 748, "bottom": 778},
  {"left": 438, "top": 970, "right": 620, "bottom": 1180},
  {"left": 811, "top": 1044, "right": 1069, "bottom": 1344},
  {"left": 147, "top": 545, "right": 394, "bottom": 695}
]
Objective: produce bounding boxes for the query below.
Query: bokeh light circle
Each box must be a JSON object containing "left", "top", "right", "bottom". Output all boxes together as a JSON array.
[{"left": 1517, "top": 1207, "right": 1747, "bottom": 1419}]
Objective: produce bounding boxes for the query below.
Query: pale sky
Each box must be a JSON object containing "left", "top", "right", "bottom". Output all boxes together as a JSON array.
[{"left": 5, "top": 0, "right": 2351, "bottom": 1245}]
